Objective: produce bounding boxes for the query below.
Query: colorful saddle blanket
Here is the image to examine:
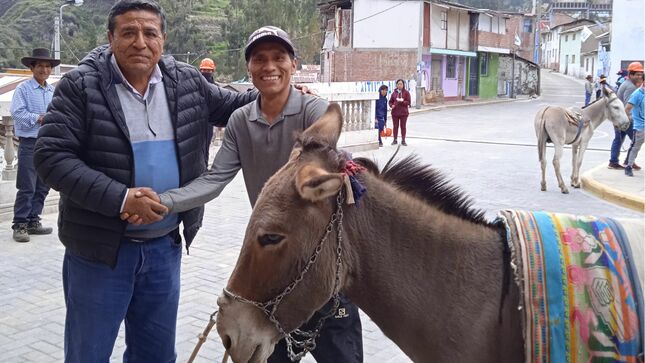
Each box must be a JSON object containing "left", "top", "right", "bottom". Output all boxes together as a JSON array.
[{"left": 499, "top": 210, "right": 643, "bottom": 363}]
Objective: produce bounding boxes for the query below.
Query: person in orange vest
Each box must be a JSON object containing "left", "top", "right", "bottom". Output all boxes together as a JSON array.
[
  {"left": 199, "top": 58, "right": 216, "bottom": 163},
  {"left": 199, "top": 58, "right": 216, "bottom": 84}
]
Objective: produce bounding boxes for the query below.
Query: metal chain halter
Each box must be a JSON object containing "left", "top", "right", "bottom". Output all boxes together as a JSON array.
[{"left": 223, "top": 189, "right": 346, "bottom": 362}]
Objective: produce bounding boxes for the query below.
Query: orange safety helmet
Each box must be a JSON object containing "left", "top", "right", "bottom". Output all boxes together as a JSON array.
[
  {"left": 199, "top": 58, "right": 216, "bottom": 71},
  {"left": 627, "top": 61, "right": 644, "bottom": 73}
]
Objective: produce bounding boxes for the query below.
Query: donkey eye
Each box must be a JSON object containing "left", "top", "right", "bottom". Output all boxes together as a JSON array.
[{"left": 258, "top": 234, "right": 285, "bottom": 246}]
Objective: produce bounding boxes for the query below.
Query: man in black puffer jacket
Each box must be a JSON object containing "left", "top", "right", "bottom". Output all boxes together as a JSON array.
[{"left": 33, "top": 1, "right": 256, "bottom": 361}]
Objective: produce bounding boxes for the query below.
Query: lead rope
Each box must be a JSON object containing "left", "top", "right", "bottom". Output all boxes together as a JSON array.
[{"left": 187, "top": 310, "right": 229, "bottom": 363}]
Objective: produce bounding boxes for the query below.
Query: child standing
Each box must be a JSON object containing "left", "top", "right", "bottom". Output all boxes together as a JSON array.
[{"left": 375, "top": 85, "right": 388, "bottom": 147}]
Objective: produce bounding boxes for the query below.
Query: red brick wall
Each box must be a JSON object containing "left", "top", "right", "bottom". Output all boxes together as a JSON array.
[
  {"left": 478, "top": 31, "right": 508, "bottom": 49},
  {"left": 329, "top": 49, "right": 417, "bottom": 82}
]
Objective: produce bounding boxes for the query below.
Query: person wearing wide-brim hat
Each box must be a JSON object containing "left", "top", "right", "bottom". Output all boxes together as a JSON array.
[
  {"left": 595, "top": 74, "right": 610, "bottom": 100},
  {"left": 584, "top": 74, "right": 593, "bottom": 106},
  {"left": 20, "top": 48, "right": 61, "bottom": 69},
  {"left": 9, "top": 48, "right": 57, "bottom": 242}
]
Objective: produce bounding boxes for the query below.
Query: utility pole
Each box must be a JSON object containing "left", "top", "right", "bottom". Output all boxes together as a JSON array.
[
  {"left": 54, "top": 0, "right": 83, "bottom": 75},
  {"left": 511, "top": 48, "right": 516, "bottom": 98},
  {"left": 54, "top": 15, "right": 61, "bottom": 75},
  {"left": 535, "top": 0, "right": 542, "bottom": 95},
  {"left": 415, "top": 1, "right": 423, "bottom": 109}
]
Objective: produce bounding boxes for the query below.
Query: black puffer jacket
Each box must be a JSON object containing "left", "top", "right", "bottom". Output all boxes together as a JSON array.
[{"left": 34, "top": 45, "right": 256, "bottom": 267}]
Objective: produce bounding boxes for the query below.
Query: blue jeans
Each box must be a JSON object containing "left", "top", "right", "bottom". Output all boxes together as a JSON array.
[
  {"left": 609, "top": 121, "right": 634, "bottom": 164},
  {"left": 584, "top": 92, "right": 591, "bottom": 106},
  {"left": 63, "top": 234, "right": 182, "bottom": 363},
  {"left": 13, "top": 137, "right": 49, "bottom": 226},
  {"left": 268, "top": 294, "right": 363, "bottom": 363}
]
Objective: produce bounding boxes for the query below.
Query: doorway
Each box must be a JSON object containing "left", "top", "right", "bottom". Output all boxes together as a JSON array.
[{"left": 468, "top": 57, "right": 479, "bottom": 96}]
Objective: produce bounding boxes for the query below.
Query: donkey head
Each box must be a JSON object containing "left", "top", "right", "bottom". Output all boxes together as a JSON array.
[
  {"left": 216, "top": 104, "right": 348, "bottom": 363},
  {"left": 603, "top": 88, "right": 630, "bottom": 131}
]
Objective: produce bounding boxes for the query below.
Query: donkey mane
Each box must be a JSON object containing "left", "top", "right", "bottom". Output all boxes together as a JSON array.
[{"left": 354, "top": 155, "right": 492, "bottom": 226}]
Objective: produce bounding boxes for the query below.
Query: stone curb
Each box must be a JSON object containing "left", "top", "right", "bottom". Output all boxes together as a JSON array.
[
  {"left": 581, "top": 164, "right": 645, "bottom": 212},
  {"left": 409, "top": 97, "right": 524, "bottom": 115}
]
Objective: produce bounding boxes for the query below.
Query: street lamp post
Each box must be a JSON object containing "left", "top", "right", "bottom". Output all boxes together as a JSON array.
[{"left": 54, "top": 0, "right": 83, "bottom": 75}]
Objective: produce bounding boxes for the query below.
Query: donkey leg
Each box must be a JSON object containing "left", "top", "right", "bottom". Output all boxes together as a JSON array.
[
  {"left": 572, "top": 144, "right": 588, "bottom": 188},
  {"left": 552, "top": 144, "right": 569, "bottom": 194},
  {"left": 570, "top": 145, "right": 579, "bottom": 187},
  {"left": 540, "top": 145, "right": 547, "bottom": 191}
]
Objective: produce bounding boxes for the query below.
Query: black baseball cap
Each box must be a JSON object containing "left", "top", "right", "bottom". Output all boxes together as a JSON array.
[{"left": 244, "top": 26, "right": 295, "bottom": 61}]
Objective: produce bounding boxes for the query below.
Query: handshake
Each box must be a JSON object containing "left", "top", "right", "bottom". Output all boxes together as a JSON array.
[{"left": 120, "top": 187, "right": 168, "bottom": 225}]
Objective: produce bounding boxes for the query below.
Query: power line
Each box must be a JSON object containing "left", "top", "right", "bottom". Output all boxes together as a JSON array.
[{"left": 353, "top": 1, "right": 405, "bottom": 24}]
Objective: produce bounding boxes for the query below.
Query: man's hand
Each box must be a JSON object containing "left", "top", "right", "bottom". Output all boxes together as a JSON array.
[
  {"left": 37, "top": 115, "right": 45, "bottom": 125},
  {"left": 120, "top": 187, "right": 167, "bottom": 225},
  {"left": 294, "top": 84, "right": 318, "bottom": 96}
]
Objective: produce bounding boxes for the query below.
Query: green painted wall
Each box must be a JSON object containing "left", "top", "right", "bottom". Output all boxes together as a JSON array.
[{"left": 478, "top": 53, "right": 499, "bottom": 99}]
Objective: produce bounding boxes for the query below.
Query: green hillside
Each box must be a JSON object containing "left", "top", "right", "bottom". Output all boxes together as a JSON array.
[{"left": 0, "top": 0, "right": 320, "bottom": 82}]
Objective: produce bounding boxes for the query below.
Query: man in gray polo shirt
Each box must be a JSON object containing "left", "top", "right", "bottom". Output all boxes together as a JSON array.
[{"left": 124, "top": 26, "right": 364, "bottom": 362}]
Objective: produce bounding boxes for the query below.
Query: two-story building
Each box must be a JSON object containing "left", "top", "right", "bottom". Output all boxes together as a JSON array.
[
  {"left": 318, "top": 0, "right": 476, "bottom": 102},
  {"left": 540, "top": 17, "right": 592, "bottom": 71},
  {"left": 580, "top": 23, "right": 611, "bottom": 79},
  {"left": 468, "top": 10, "right": 509, "bottom": 99}
]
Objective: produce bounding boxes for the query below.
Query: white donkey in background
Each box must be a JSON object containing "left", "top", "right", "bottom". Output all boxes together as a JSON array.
[{"left": 535, "top": 87, "right": 630, "bottom": 194}]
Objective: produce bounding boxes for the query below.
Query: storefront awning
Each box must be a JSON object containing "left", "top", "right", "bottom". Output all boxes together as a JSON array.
[
  {"left": 429, "top": 48, "right": 477, "bottom": 57},
  {"left": 477, "top": 46, "right": 511, "bottom": 54}
]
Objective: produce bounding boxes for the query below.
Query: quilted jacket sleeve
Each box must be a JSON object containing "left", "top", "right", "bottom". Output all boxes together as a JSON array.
[
  {"left": 34, "top": 74, "right": 128, "bottom": 217},
  {"left": 205, "top": 82, "right": 257, "bottom": 127}
]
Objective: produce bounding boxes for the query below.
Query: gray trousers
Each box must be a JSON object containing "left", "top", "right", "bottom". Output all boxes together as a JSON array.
[{"left": 626, "top": 129, "right": 644, "bottom": 167}]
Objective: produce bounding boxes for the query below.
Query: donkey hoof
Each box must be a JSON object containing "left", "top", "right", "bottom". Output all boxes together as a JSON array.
[
  {"left": 561, "top": 189, "right": 569, "bottom": 194},
  {"left": 540, "top": 183, "right": 546, "bottom": 191}
]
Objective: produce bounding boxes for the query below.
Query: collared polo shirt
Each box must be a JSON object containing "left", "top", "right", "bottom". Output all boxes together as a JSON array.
[
  {"left": 628, "top": 87, "right": 645, "bottom": 131},
  {"left": 159, "top": 86, "right": 329, "bottom": 212},
  {"left": 10, "top": 78, "right": 54, "bottom": 138},
  {"left": 110, "top": 55, "right": 180, "bottom": 238}
]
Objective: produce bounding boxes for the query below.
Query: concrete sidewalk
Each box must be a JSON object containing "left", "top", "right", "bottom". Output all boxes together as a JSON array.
[
  {"left": 581, "top": 152, "right": 645, "bottom": 212},
  {"left": 408, "top": 95, "right": 526, "bottom": 115}
]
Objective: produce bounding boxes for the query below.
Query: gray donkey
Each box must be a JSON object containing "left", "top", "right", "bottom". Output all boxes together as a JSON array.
[{"left": 535, "top": 87, "right": 630, "bottom": 194}]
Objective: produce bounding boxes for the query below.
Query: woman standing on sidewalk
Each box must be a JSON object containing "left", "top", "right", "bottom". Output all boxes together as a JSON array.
[{"left": 389, "top": 79, "right": 411, "bottom": 146}]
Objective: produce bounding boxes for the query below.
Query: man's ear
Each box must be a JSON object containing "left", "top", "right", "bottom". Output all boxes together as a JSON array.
[
  {"left": 291, "top": 57, "right": 297, "bottom": 75},
  {"left": 107, "top": 31, "right": 113, "bottom": 45}
]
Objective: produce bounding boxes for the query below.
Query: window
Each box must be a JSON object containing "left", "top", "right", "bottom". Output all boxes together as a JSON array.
[
  {"left": 480, "top": 53, "right": 489, "bottom": 76},
  {"left": 523, "top": 18, "right": 532, "bottom": 33},
  {"left": 572, "top": 33, "right": 576, "bottom": 41},
  {"left": 441, "top": 11, "right": 447, "bottom": 30},
  {"left": 585, "top": 58, "right": 589, "bottom": 71},
  {"left": 572, "top": 55, "right": 575, "bottom": 64},
  {"left": 565, "top": 35, "right": 568, "bottom": 42},
  {"left": 446, "top": 56, "right": 457, "bottom": 78}
]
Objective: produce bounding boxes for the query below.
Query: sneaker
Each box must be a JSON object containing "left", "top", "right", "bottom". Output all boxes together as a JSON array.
[
  {"left": 632, "top": 163, "right": 641, "bottom": 171},
  {"left": 27, "top": 221, "right": 53, "bottom": 235},
  {"left": 608, "top": 162, "right": 624, "bottom": 170},
  {"left": 12, "top": 224, "right": 29, "bottom": 243},
  {"left": 379, "top": 142, "right": 383, "bottom": 147},
  {"left": 625, "top": 166, "right": 634, "bottom": 177},
  {"left": 401, "top": 141, "right": 408, "bottom": 146},
  {"left": 391, "top": 140, "right": 398, "bottom": 145}
]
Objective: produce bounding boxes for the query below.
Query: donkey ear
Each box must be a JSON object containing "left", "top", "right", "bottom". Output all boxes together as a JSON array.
[
  {"left": 296, "top": 165, "right": 344, "bottom": 202},
  {"left": 302, "top": 103, "right": 343, "bottom": 148},
  {"left": 603, "top": 86, "right": 614, "bottom": 97}
]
